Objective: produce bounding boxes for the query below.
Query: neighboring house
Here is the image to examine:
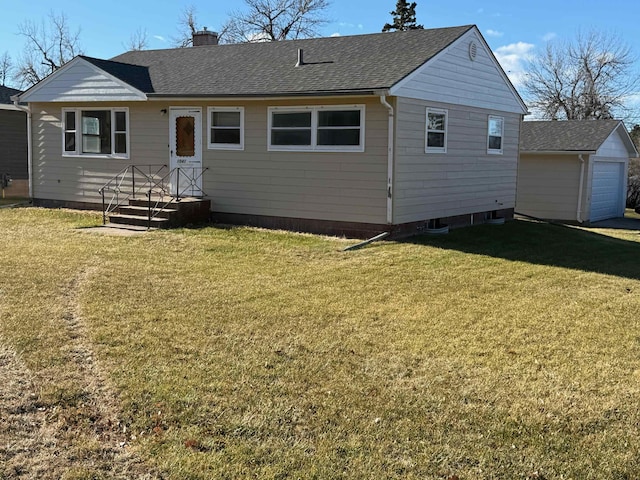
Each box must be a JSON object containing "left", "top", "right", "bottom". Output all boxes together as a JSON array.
[
  {"left": 0, "top": 85, "right": 28, "bottom": 198},
  {"left": 15, "top": 25, "right": 527, "bottom": 236},
  {"left": 517, "top": 120, "right": 638, "bottom": 224}
]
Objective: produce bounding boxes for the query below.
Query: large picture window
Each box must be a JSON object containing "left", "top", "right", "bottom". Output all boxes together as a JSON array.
[
  {"left": 208, "top": 107, "right": 244, "bottom": 150},
  {"left": 268, "top": 105, "right": 365, "bottom": 151},
  {"left": 62, "top": 108, "right": 129, "bottom": 158},
  {"left": 487, "top": 115, "right": 504, "bottom": 154},
  {"left": 425, "top": 108, "right": 447, "bottom": 153}
]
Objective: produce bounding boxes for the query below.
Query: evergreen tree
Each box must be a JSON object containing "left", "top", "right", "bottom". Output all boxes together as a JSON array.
[{"left": 382, "top": 0, "right": 424, "bottom": 32}]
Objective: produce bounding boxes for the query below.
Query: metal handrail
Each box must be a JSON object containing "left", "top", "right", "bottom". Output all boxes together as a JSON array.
[
  {"left": 98, "top": 164, "right": 168, "bottom": 225},
  {"left": 99, "top": 164, "right": 208, "bottom": 228},
  {"left": 144, "top": 166, "right": 209, "bottom": 228}
]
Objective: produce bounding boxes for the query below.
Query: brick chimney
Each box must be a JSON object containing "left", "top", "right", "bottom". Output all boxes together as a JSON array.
[{"left": 193, "top": 27, "right": 218, "bottom": 46}]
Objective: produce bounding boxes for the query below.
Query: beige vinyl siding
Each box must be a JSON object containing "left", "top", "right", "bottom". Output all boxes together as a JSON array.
[
  {"left": 202, "top": 97, "right": 387, "bottom": 224},
  {"left": 516, "top": 153, "right": 584, "bottom": 221},
  {"left": 31, "top": 102, "right": 168, "bottom": 203},
  {"left": 30, "top": 97, "right": 389, "bottom": 224},
  {"left": 393, "top": 98, "right": 520, "bottom": 224}
]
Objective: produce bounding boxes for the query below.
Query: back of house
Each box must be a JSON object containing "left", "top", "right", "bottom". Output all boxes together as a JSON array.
[{"left": 16, "top": 25, "right": 526, "bottom": 237}]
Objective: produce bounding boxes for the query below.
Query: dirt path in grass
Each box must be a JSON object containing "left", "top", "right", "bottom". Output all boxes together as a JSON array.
[
  {"left": 0, "top": 342, "right": 60, "bottom": 478},
  {"left": 0, "top": 265, "right": 160, "bottom": 479}
]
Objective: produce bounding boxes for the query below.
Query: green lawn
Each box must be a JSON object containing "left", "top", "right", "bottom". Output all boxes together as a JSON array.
[{"left": 1, "top": 208, "right": 640, "bottom": 479}]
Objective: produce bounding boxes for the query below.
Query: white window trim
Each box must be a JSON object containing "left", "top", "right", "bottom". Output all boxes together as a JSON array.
[
  {"left": 425, "top": 107, "right": 448, "bottom": 153},
  {"left": 61, "top": 107, "right": 130, "bottom": 159},
  {"left": 207, "top": 106, "right": 244, "bottom": 150},
  {"left": 487, "top": 115, "right": 504, "bottom": 155},
  {"left": 267, "top": 105, "right": 365, "bottom": 152}
]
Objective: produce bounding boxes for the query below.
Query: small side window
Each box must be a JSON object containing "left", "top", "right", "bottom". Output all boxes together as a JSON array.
[
  {"left": 64, "top": 110, "right": 77, "bottom": 153},
  {"left": 114, "top": 111, "right": 128, "bottom": 154},
  {"left": 488, "top": 116, "right": 504, "bottom": 154},
  {"left": 208, "top": 107, "right": 244, "bottom": 150},
  {"left": 426, "top": 108, "right": 447, "bottom": 153}
]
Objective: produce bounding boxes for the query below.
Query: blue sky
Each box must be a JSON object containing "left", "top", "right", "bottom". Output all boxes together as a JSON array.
[{"left": 1, "top": 0, "right": 639, "bottom": 118}]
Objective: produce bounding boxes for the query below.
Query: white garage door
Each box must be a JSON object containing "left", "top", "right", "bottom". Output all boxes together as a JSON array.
[{"left": 590, "top": 161, "right": 623, "bottom": 222}]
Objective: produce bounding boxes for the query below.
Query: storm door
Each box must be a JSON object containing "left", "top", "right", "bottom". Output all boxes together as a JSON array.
[{"left": 169, "top": 107, "right": 203, "bottom": 197}]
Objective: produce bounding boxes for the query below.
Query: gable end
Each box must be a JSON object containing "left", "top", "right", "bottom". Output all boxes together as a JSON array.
[
  {"left": 390, "top": 27, "right": 527, "bottom": 114},
  {"left": 18, "top": 57, "right": 147, "bottom": 103}
]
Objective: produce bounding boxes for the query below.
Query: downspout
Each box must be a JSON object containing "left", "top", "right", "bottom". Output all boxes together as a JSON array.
[
  {"left": 379, "top": 94, "right": 394, "bottom": 225},
  {"left": 11, "top": 97, "right": 33, "bottom": 199},
  {"left": 576, "top": 154, "right": 585, "bottom": 223}
]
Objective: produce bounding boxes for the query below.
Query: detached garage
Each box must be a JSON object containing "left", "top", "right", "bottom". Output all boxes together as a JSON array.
[{"left": 517, "top": 120, "right": 638, "bottom": 223}]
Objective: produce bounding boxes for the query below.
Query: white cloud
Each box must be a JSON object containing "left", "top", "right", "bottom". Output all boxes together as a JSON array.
[
  {"left": 486, "top": 29, "right": 503, "bottom": 37},
  {"left": 153, "top": 35, "right": 166, "bottom": 42},
  {"left": 542, "top": 32, "right": 557, "bottom": 42},
  {"left": 493, "top": 42, "right": 536, "bottom": 88},
  {"left": 331, "top": 32, "right": 341, "bottom": 37}
]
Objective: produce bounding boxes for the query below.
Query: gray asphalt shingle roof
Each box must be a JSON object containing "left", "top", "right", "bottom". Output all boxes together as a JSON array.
[
  {"left": 0, "top": 85, "right": 21, "bottom": 104},
  {"left": 100, "top": 25, "right": 473, "bottom": 97},
  {"left": 520, "top": 120, "right": 622, "bottom": 152}
]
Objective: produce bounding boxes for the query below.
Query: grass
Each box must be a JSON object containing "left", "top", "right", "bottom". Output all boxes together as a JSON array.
[
  {"left": 0, "top": 197, "right": 29, "bottom": 206},
  {"left": 1, "top": 207, "right": 640, "bottom": 478},
  {"left": 626, "top": 207, "right": 640, "bottom": 220}
]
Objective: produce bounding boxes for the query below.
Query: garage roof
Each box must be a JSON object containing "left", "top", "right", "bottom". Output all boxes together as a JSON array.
[{"left": 520, "top": 120, "right": 635, "bottom": 154}]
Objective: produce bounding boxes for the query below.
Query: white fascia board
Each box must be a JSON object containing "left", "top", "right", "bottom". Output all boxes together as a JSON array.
[
  {"left": 0, "top": 104, "right": 21, "bottom": 111},
  {"left": 18, "top": 56, "right": 147, "bottom": 103},
  {"left": 520, "top": 150, "right": 596, "bottom": 155}
]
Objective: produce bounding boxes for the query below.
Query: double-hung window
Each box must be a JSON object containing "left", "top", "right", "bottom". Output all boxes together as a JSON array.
[
  {"left": 487, "top": 115, "right": 504, "bottom": 154},
  {"left": 208, "top": 107, "right": 244, "bottom": 150},
  {"left": 425, "top": 108, "right": 447, "bottom": 153},
  {"left": 268, "top": 105, "right": 364, "bottom": 151},
  {"left": 62, "top": 108, "right": 129, "bottom": 158}
]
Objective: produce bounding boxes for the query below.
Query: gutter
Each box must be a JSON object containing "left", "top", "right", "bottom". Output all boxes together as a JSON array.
[
  {"left": 379, "top": 93, "right": 394, "bottom": 225},
  {"left": 576, "top": 154, "right": 585, "bottom": 223},
  {"left": 10, "top": 95, "right": 32, "bottom": 199}
]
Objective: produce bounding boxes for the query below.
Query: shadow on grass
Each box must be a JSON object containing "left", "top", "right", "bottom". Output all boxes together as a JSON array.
[{"left": 406, "top": 219, "right": 640, "bottom": 281}]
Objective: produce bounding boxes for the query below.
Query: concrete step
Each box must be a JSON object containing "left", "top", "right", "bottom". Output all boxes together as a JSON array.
[
  {"left": 128, "top": 197, "right": 181, "bottom": 208},
  {"left": 109, "top": 213, "right": 170, "bottom": 228},
  {"left": 118, "top": 205, "right": 178, "bottom": 219}
]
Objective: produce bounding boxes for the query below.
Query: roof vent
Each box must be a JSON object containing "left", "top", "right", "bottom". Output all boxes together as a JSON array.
[
  {"left": 296, "top": 48, "right": 304, "bottom": 67},
  {"left": 193, "top": 27, "right": 219, "bottom": 46},
  {"left": 469, "top": 41, "right": 478, "bottom": 61}
]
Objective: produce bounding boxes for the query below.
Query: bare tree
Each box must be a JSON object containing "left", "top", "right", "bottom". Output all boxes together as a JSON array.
[
  {"left": 14, "top": 11, "right": 82, "bottom": 87},
  {"left": 0, "top": 51, "right": 12, "bottom": 86},
  {"left": 172, "top": 5, "right": 200, "bottom": 47},
  {"left": 523, "top": 30, "right": 637, "bottom": 120},
  {"left": 126, "top": 28, "right": 149, "bottom": 51},
  {"left": 628, "top": 125, "right": 640, "bottom": 209},
  {"left": 222, "top": 0, "right": 330, "bottom": 43}
]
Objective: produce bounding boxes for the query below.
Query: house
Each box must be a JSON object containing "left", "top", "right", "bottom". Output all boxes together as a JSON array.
[
  {"left": 0, "top": 85, "right": 28, "bottom": 198},
  {"left": 517, "top": 120, "right": 638, "bottom": 224},
  {"left": 15, "top": 25, "right": 527, "bottom": 237}
]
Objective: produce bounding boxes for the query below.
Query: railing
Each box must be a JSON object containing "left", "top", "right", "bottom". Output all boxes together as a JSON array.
[
  {"left": 98, "top": 165, "right": 208, "bottom": 228},
  {"left": 98, "top": 164, "right": 168, "bottom": 225},
  {"left": 143, "top": 166, "right": 209, "bottom": 227}
]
